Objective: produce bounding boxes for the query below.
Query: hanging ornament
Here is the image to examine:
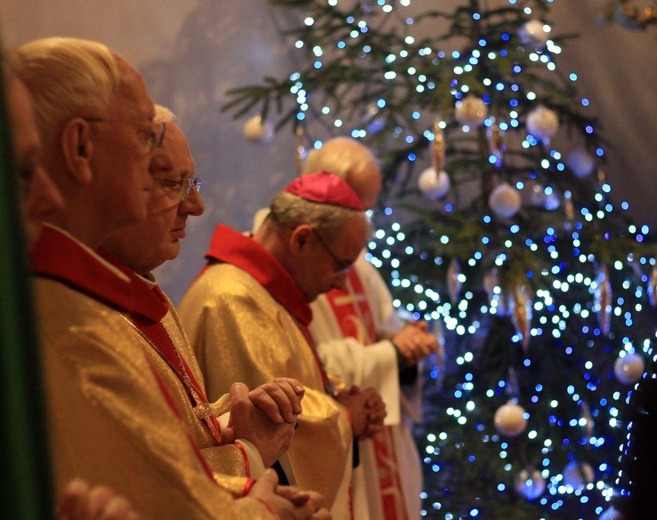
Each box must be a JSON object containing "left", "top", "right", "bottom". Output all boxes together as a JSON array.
[
  {"left": 566, "top": 146, "right": 596, "bottom": 178},
  {"left": 489, "top": 182, "right": 522, "bottom": 219},
  {"left": 562, "top": 460, "right": 594, "bottom": 490},
  {"left": 455, "top": 94, "right": 488, "bottom": 127},
  {"left": 418, "top": 122, "right": 451, "bottom": 199},
  {"left": 580, "top": 401, "right": 595, "bottom": 441},
  {"left": 513, "top": 466, "right": 546, "bottom": 501},
  {"left": 447, "top": 257, "right": 462, "bottom": 303},
  {"left": 294, "top": 125, "right": 306, "bottom": 175},
  {"left": 484, "top": 268, "right": 513, "bottom": 316},
  {"left": 487, "top": 123, "right": 505, "bottom": 168},
  {"left": 418, "top": 168, "right": 451, "bottom": 199},
  {"left": 494, "top": 400, "right": 527, "bottom": 437},
  {"left": 363, "top": 103, "right": 386, "bottom": 134},
  {"left": 518, "top": 19, "right": 551, "bottom": 49},
  {"left": 243, "top": 114, "right": 274, "bottom": 145},
  {"left": 594, "top": 263, "right": 612, "bottom": 335},
  {"left": 512, "top": 284, "right": 532, "bottom": 352},
  {"left": 526, "top": 105, "right": 559, "bottom": 141},
  {"left": 614, "top": 352, "right": 645, "bottom": 385},
  {"left": 563, "top": 190, "right": 575, "bottom": 232},
  {"left": 648, "top": 264, "right": 657, "bottom": 306}
]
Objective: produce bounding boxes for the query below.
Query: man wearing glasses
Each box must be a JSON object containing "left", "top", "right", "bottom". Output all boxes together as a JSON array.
[
  {"left": 179, "top": 172, "right": 387, "bottom": 519},
  {"left": 100, "top": 105, "right": 310, "bottom": 495},
  {"left": 14, "top": 37, "right": 327, "bottom": 519}
]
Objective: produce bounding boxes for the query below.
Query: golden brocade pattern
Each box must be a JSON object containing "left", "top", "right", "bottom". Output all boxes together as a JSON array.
[
  {"left": 179, "top": 263, "right": 354, "bottom": 511},
  {"left": 36, "top": 276, "right": 273, "bottom": 519},
  {"left": 120, "top": 303, "right": 253, "bottom": 495}
]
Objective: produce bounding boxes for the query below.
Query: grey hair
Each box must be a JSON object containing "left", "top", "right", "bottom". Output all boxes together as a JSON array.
[
  {"left": 9, "top": 37, "right": 122, "bottom": 139},
  {"left": 269, "top": 191, "right": 363, "bottom": 240}
]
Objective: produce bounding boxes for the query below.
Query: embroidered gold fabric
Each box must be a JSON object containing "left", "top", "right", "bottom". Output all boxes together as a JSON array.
[
  {"left": 137, "top": 301, "right": 253, "bottom": 487},
  {"left": 36, "top": 277, "right": 273, "bottom": 519},
  {"left": 179, "top": 263, "right": 354, "bottom": 509}
]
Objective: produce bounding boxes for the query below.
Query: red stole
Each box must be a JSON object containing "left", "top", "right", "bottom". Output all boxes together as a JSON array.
[
  {"left": 31, "top": 225, "right": 135, "bottom": 313},
  {"left": 98, "top": 249, "right": 224, "bottom": 446},
  {"left": 324, "top": 267, "right": 408, "bottom": 520},
  {"left": 325, "top": 270, "right": 377, "bottom": 344},
  {"left": 31, "top": 226, "right": 216, "bottom": 482}
]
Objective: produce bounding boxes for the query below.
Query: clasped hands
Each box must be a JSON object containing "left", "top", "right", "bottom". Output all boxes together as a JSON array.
[
  {"left": 221, "top": 378, "right": 331, "bottom": 519},
  {"left": 336, "top": 385, "right": 386, "bottom": 440},
  {"left": 222, "top": 377, "right": 304, "bottom": 468},
  {"left": 392, "top": 320, "right": 441, "bottom": 366}
]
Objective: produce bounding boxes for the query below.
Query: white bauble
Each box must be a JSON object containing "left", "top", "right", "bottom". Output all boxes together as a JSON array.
[
  {"left": 418, "top": 167, "right": 451, "bottom": 200},
  {"left": 455, "top": 95, "right": 488, "bottom": 127},
  {"left": 614, "top": 353, "right": 645, "bottom": 385},
  {"left": 514, "top": 467, "right": 546, "bottom": 501},
  {"left": 566, "top": 147, "right": 596, "bottom": 177},
  {"left": 599, "top": 505, "right": 626, "bottom": 520},
  {"left": 489, "top": 182, "right": 521, "bottom": 219},
  {"left": 562, "top": 461, "right": 594, "bottom": 490},
  {"left": 494, "top": 401, "right": 527, "bottom": 437},
  {"left": 243, "top": 115, "right": 274, "bottom": 145},
  {"left": 519, "top": 19, "right": 550, "bottom": 48},
  {"left": 526, "top": 105, "right": 559, "bottom": 140}
]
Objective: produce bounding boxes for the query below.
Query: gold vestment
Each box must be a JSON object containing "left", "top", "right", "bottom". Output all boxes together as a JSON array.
[
  {"left": 35, "top": 269, "right": 272, "bottom": 518},
  {"left": 179, "top": 262, "right": 354, "bottom": 515}
]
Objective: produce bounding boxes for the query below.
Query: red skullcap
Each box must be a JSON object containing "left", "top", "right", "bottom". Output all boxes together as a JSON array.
[{"left": 284, "top": 171, "right": 364, "bottom": 211}]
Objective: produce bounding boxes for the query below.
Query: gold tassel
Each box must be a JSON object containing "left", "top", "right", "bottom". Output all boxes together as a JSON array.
[
  {"left": 512, "top": 284, "right": 532, "bottom": 352},
  {"left": 594, "top": 263, "right": 612, "bottom": 335},
  {"left": 447, "top": 257, "right": 461, "bottom": 304}
]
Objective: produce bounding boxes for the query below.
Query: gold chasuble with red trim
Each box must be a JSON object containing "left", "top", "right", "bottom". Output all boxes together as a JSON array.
[
  {"left": 96, "top": 250, "right": 255, "bottom": 494},
  {"left": 325, "top": 270, "right": 409, "bottom": 520},
  {"left": 31, "top": 225, "right": 273, "bottom": 519},
  {"left": 179, "top": 224, "right": 354, "bottom": 518}
]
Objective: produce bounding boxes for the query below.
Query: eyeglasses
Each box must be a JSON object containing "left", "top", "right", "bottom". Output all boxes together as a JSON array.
[
  {"left": 84, "top": 118, "right": 166, "bottom": 153},
  {"left": 313, "top": 228, "right": 353, "bottom": 275},
  {"left": 152, "top": 176, "right": 202, "bottom": 201}
]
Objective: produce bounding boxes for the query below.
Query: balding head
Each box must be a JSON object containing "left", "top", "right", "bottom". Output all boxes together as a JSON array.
[
  {"left": 302, "top": 137, "right": 382, "bottom": 209},
  {"left": 9, "top": 37, "right": 157, "bottom": 247}
]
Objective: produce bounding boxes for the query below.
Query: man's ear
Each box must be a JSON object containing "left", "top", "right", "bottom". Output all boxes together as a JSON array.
[
  {"left": 60, "top": 118, "right": 94, "bottom": 185},
  {"left": 290, "top": 224, "right": 314, "bottom": 254}
]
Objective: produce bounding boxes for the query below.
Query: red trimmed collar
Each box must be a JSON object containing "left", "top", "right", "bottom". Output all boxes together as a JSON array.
[
  {"left": 97, "top": 249, "right": 169, "bottom": 324},
  {"left": 204, "top": 224, "right": 312, "bottom": 326},
  {"left": 30, "top": 225, "right": 135, "bottom": 314}
]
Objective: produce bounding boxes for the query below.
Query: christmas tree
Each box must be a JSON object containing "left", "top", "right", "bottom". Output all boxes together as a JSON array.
[{"left": 224, "top": 1, "right": 656, "bottom": 518}]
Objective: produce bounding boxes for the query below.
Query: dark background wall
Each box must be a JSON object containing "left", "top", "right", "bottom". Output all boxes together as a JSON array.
[{"left": 2, "top": 0, "right": 656, "bottom": 303}]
